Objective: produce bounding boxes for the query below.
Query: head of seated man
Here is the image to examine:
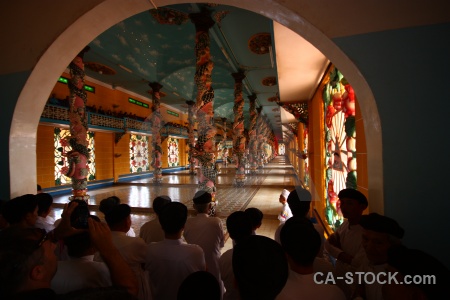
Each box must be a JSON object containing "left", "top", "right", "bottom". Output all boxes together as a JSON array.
[
  {"left": 232, "top": 235, "right": 288, "bottom": 300},
  {"left": 360, "top": 213, "right": 404, "bottom": 265},
  {"left": 0, "top": 226, "right": 57, "bottom": 297}
]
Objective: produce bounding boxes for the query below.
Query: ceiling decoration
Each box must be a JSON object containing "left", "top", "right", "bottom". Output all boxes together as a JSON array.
[
  {"left": 248, "top": 33, "right": 271, "bottom": 54},
  {"left": 85, "top": 62, "right": 116, "bottom": 75},
  {"left": 262, "top": 76, "right": 277, "bottom": 86},
  {"left": 278, "top": 102, "right": 309, "bottom": 124},
  {"left": 287, "top": 122, "right": 299, "bottom": 135},
  {"left": 81, "top": 3, "right": 328, "bottom": 144},
  {"left": 149, "top": 7, "right": 189, "bottom": 25}
]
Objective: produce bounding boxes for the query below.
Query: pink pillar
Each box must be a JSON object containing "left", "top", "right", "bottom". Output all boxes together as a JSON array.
[
  {"left": 190, "top": 10, "right": 218, "bottom": 199},
  {"left": 149, "top": 82, "right": 163, "bottom": 183},
  {"left": 232, "top": 71, "right": 246, "bottom": 186},
  {"left": 248, "top": 94, "right": 258, "bottom": 173},
  {"left": 186, "top": 100, "right": 196, "bottom": 175},
  {"left": 65, "top": 46, "right": 90, "bottom": 202}
]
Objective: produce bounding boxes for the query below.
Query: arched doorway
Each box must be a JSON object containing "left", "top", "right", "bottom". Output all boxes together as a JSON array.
[{"left": 9, "top": 0, "right": 383, "bottom": 213}]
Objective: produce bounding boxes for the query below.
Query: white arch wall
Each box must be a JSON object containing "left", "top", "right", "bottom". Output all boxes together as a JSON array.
[{"left": 8, "top": 0, "right": 382, "bottom": 213}]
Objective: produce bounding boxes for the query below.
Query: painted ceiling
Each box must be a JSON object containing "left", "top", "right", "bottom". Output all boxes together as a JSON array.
[{"left": 82, "top": 3, "right": 328, "bottom": 143}]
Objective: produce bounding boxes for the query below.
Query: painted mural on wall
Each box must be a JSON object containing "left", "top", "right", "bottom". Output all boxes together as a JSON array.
[
  {"left": 167, "top": 137, "right": 180, "bottom": 167},
  {"left": 54, "top": 128, "right": 95, "bottom": 185},
  {"left": 323, "top": 67, "right": 357, "bottom": 230},
  {"left": 130, "top": 134, "right": 149, "bottom": 173}
]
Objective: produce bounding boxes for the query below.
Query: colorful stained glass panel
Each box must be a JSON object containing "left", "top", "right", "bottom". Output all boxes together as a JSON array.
[{"left": 130, "top": 134, "right": 149, "bottom": 173}]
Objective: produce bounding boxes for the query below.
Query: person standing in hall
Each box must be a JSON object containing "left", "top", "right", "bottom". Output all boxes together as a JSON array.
[
  {"left": 145, "top": 202, "right": 206, "bottom": 300},
  {"left": 324, "top": 188, "right": 368, "bottom": 298},
  {"left": 278, "top": 189, "right": 293, "bottom": 223},
  {"left": 183, "top": 191, "right": 225, "bottom": 297}
]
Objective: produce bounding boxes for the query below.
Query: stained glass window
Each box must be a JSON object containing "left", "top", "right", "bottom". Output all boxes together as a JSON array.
[
  {"left": 303, "top": 126, "right": 310, "bottom": 187},
  {"left": 130, "top": 134, "right": 149, "bottom": 173},
  {"left": 323, "top": 68, "right": 357, "bottom": 230},
  {"left": 167, "top": 137, "right": 179, "bottom": 167},
  {"left": 54, "top": 128, "right": 96, "bottom": 185}
]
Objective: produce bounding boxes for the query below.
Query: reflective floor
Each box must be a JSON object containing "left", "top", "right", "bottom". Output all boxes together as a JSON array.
[{"left": 50, "top": 156, "right": 299, "bottom": 250}]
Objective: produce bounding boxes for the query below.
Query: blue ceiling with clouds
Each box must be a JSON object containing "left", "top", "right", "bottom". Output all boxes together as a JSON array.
[{"left": 83, "top": 3, "right": 281, "bottom": 138}]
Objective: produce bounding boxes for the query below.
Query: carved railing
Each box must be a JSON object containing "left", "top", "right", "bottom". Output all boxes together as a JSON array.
[{"left": 40, "top": 104, "right": 188, "bottom": 138}]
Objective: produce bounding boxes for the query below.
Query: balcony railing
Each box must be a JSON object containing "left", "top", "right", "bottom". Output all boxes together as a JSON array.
[{"left": 40, "top": 104, "right": 189, "bottom": 137}]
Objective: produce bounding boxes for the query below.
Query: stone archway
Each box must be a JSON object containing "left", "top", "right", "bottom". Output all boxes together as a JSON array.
[{"left": 9, "top": 0, "right": 383, "bottom": 213}]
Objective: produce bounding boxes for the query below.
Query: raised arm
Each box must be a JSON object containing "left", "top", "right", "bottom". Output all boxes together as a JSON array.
[{"left": 88, "top": 218, "right": 139, "bottom": 297}]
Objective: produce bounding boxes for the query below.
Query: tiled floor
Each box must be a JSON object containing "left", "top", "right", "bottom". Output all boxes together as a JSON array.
[{"left": 50, "top": 155, "right": 300, "bottom": 253}]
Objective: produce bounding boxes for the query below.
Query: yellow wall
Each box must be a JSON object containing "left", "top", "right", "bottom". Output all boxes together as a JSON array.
[
  {"left": 36, "top": 125, "right": 57, "bottom": 188},
  {"left": 37, "top": 73, "right": 189, "bottom": 188}
]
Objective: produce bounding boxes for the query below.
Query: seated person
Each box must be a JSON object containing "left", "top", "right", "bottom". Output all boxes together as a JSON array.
[
  {"left": 177, "top": 271, "right": 221, "bottom": 300},
  {"left": 139, "top": 195, "right": 171, "bottom": 244},
  {"left": 35, "top": 193, "right": 55, "bottom": 232},
  {"left": 0, "top": 201, "right": 138, "bottom": 299},
  {"left": 2, "top": 194, "right": 38, "bottom": 228}
]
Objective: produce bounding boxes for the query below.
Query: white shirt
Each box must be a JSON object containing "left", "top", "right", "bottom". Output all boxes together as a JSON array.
[
  {"left": 324, "top": 220, "right": 366, "bottom": 299},
  {"left": 139, "top": 217, "right": 165, "bottom": 244},
  {"left": 35, "top": 215, "right": 55, "bottom": 232},
  {"left": 219, "top": 248, "right": 240, "bottom": 300},
  {"left": 183, "top": 213, "right": 225, "bottom": 287},
  {"left": 95, "top": 231, "right": 151, "bottom": 300},
  {"left": 325, "top": 220, "right": 366, "bottom": 272},
  {"left": 359, "top": 262, "right": 388, "bottom": 300},
  {"left": 276, "top": 270, "right": 346, "bottom": 300},
  {"left": 145, "top": 238, "right": 206, "bottom": 300},
  {"left": 278, "top": 202, "right": 293, "bottom": 222},
  {"left": 51, "top": 255, "right": 112, "bottom": 294}
]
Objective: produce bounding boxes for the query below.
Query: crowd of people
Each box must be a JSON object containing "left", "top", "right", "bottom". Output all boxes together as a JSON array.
[{"left": 0, "top": 187, "right": 449, "bottom": 299}]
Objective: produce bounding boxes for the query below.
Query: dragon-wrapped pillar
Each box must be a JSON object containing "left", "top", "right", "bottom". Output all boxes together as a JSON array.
[
  {"left": 149, "top": 82, "right": 163, "bottom": 183},
  {"left": 232, "top": 71, "right": 246, "bottom": 186},
  {"left": 63, "top": 46, "right": 91, "bottom": 202},
  {"left": 190, "top": 10, "right": 218, "bottom": 205},
  {"left": 186, "top": 100, "right": 196, "bottom": 175},
  {"left": 247, "top": 94, "right": 258, "bottom": 173}
]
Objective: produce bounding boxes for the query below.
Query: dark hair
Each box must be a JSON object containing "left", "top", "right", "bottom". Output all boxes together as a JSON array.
[
  {"left": 104, "top": 204, "right": 131, "bottom": 227},
  {"left": 388, "top": 246, "right": 450, "bottom": 299},
  {"left": 69, "top": 200, "right": 90, "bottom": 229},
  {"left": 338, "top": 188, "right": 368, "bottom": 207},
  {"left": 280, "top": 216, "right": 320, "bottom": 266},
  {"left": 227, "top": 211, "right": 252, "bottom": 243},
  {"left": 360, "top": 213, "right": 404, "bottom": 239},
  {"left": 2, "top": 194, "right": 38, "bottom": 225},
  {"left": 158, "top": 202, "right": 187, "bottom": 235},
  {"left": 244, "top": 207, "right": 263, "bottom": 230},
  {"left": 0, "top": 226, "right": 47, "bottom": 297},
  {"left": 286, "top": 187, "right": 312, "bottom": 217},
  {"left": 177, "top": 271, "right": 221, "bottom": 300},
  {"left": 193, "top": 191, "right": 212, "bottom": 204},
  {"left": 153, "top": 196, "right": 171, "bottom": 215},
  {"left": 35, "top": 193, "right": 53, "bottom": 216},
  {"left": 64, "top": 217, "right": 100, "bottom": 257},
  {"left": 36, "top": 184, "right": 42, "bottom": 192},
  {"left": 233, "top": 235, "right": 288, "bottom": 300},
  {"left": 99, "top": 196, "right": 121, "bottom": 215}
]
